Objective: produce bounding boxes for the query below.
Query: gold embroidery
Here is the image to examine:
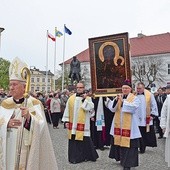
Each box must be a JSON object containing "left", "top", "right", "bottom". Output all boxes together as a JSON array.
[
  {"left": 9, "top": 60, "right": 19, "bottom": 77},
  {"left": 14, "top": 165, "right": 25, "bottom": 170},
  {"left": 1, "top": 98, "right": 16, "bottom": 109},
  {"left": 0, "top": 137, "right": 4, "bottom": 168},
  {"left": 0, "top": 118, "right": 5, "bottom": 127},
  {"left": 30, "top": 111, "right": 36, "bottom": 116},
  {"left": 1, "top": 97, "right": 41, "bottom": 109},
  {"left": 32, "top": 99, "right": 41, "bottom": 105}
]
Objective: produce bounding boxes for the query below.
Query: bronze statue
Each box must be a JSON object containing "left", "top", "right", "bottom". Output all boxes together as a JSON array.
[{"left": 69, "top": 56, "right": 81, "bottom": 84}]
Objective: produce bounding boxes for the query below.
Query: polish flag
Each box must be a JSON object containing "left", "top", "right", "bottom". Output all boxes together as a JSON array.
[{"left": 48, "top": 33, "right": 56, "bottom": 41}]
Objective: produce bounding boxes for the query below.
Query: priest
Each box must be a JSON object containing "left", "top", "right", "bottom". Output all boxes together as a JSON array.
[
  {"left": 105, "top": 80, "right": 141, "bottom": 170},
  {"left": 0, "top": 57, "right": 58, "bottom": 170},
  {"left": 136, "top": 82, "right": 158, "bottom": 153},
  {"left": 62, "top": 82, "right": 98, "bottom": 164}
]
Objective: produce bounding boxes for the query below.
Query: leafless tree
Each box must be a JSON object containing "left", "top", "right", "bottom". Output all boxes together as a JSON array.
[{"left": 132, "top": 56, "right": 166, "bottom": 87}]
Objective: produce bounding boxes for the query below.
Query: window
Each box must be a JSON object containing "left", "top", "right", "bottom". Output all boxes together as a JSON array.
[
  {"left": 48, "top": 87, "right": 51, "bottom": 92},
  {"left": 31, "top": 87, "right": 34, "bottom": 92},
  {"left": 42, "top": 87, "right": 45, "bottom": 91},
  {"left": 37, "top": 86, "right": 40, "bottom": 91},
  {"left": 48, "top": 78, "right": 50, "bottom": 83},
  {"left": 31, "top": 78, "right": 34, "bottom": 82},
  {"left": 37, "top": 78, "right": 40, "bottom": 82},
  {"left": 168, "top": 64, "right": 170, "bottom": 74},
  {"left": 42, "top": 78, "right": 45, "bottom": 82}
]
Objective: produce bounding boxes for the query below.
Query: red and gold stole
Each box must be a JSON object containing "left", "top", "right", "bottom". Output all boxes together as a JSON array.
[
  {"left": 144, "top": 89, "right": 151, "bottom": 132},
  {"left": 114, "top": 93, "right": 136, "bottom": 148},
  {"left": 68, "top": 95, "right": 86, "bottom": 141}
]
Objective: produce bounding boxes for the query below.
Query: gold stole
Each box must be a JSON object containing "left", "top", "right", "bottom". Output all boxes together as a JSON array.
[
  {"left": 68, "top": 95, "right": 86, "bottom": 141},
  {"left": 114, "top": 93, "right": 136, "bottom": 148},
  {"left": 144, "top": 89, "right": 151, "bottom": 132}
]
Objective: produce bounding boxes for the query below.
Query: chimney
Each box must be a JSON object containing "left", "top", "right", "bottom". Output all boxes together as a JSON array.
[{"left": 137, "top": 33, "right": 146, "bottom": 38}]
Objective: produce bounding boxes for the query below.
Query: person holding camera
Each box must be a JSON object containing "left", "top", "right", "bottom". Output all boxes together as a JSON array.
[{"left": 62, "top": 82, "right": 98, "bottom": 164}]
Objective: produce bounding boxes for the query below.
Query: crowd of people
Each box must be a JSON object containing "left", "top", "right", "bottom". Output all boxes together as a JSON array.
[
  {"left": 23, "top": 80, "right": 170, "bottom": 169},
  {"left": 0, "top": 57, "right": 170, "bottom": 169}
]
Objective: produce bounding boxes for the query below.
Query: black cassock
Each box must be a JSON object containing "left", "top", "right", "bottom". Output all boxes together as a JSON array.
[
  {"left": 109, "top": 138, "right": 140, "bottom": 168},
  {"left": 68, "top": 135, "right": 99, "bottom": 163},
  {"left": 90, "top": 97, "right": 114, "bottom": 149}
]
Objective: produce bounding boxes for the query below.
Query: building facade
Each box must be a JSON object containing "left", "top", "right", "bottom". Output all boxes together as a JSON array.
[{"left": 30, "top": 67, "right": 54, "bottom": 93}]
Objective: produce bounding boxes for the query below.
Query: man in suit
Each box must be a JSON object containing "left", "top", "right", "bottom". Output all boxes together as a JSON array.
[{"left": 154, "top": 87, "right": 167, "bottom": 138}]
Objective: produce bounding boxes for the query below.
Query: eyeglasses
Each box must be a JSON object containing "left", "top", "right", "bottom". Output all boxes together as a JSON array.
[{"left": 76, "top": 87, "right": 84, "bottom": 89}]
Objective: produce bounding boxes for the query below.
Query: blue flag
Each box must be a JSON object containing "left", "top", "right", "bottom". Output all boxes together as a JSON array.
[{"left": 64, "top": 25, "right": 72, "bottom": 35}]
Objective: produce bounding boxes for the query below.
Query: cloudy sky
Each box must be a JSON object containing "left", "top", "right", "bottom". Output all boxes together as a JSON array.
[{"left": 0, "top": 0, "right": 169, "bottom": 73}]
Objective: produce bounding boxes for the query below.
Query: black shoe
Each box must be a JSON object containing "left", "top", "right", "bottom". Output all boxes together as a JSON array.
[
  {"left": 139, "top": 146, "right": 146, "bottom": 154},
  {"left": 158, "top": 136, "right": 163, "bottom": 139},
  {"left": 123, "top": 167, "right": 131, "bottom": 170},
  {"left": 100, "top": 147, "right": 105, "bottom": 151},
  {"left": 139, "top": 148, "right": 145, "bottom": 154},
  {"left": 69, "top": 161, "right": 77, "bottom": 164},
  {"left": 140, "top": 150, "right": 145, "bottom": 154}
]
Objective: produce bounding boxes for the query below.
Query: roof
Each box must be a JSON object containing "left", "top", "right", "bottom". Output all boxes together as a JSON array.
[
  {"left": 30, "top": 68, "right": 54, "bottom": 76},
  {"left": 130, "top": 32, "right": 170, "bottom": 57},
  {"left": 63, "top": 32, "right": 170, "bottom": 64}
]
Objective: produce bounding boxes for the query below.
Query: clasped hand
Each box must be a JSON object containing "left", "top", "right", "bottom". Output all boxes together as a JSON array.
[
  {"left": 116, "top": 94, "right": 123, "bottom": 102},
  {"left": 7, "top": 107, "right": 30, "bottom": 128},
  {"left": 80, "top": 93, "right": 87, "bottom": 99}
]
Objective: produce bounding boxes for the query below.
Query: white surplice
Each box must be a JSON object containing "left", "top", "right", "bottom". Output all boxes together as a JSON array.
[
  {"left": 137, "top": 92, "right": 158, "bottom": 127},
  {"left": 62, "top": 94, "right": 94, "bottom": 137},
  {"left": 106, "top": 94, "right": 141, "bottom": 139},
  {"left": 0, "top": 96, "right": 58, "bottom": 170},
  {"left": 160, "top": 95, "right": 170, "bottom": 167}
]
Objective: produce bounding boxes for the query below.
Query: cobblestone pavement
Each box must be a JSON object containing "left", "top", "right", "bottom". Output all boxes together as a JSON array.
[{"left": 49, "top": 123, "right": 170, "bottom": 170}]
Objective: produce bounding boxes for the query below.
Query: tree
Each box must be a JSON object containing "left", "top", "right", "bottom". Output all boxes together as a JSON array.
[
  {"left": 81, "top": 65, "right": 89, "bottom": 87},
  {"left": 132, "top": 56, "right": 166, "bottom": 87},
  {"left": 0, "top": 58, "right": 10, "bottom": 90},
  {"left": 55, "top": 68, "right": 71, "bottom": 90}
]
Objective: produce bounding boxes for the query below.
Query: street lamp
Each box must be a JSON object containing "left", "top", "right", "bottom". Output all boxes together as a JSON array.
[{"left": 0, "top": 27, "right": 5, "bottom": 56}]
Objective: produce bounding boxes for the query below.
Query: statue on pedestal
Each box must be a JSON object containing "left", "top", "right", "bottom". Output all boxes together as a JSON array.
[{"left": 69, "top": 56, "right": 81, "bottom": 84}]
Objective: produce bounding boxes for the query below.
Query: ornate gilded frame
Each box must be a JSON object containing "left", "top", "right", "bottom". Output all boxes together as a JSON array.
[{"left": 89, "top": 32, "right": 131, "bottom": 97}]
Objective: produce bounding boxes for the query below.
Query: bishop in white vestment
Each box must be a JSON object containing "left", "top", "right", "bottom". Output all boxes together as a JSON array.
[{"left": 0, "top": 57, "right": 58, "bottom": 170}]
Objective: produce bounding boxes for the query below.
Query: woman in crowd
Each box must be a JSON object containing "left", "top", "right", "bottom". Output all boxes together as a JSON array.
[{"left": 50, "top": 92, "right": 62, "bottom": 129}]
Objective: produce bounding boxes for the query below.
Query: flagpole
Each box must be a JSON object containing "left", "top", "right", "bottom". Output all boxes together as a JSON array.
[
  {"left": 54, "top": 27, "right": 57, "bottom": 91},
  {"left": 61, "top": 25, "right": 66, "bottom": 91},
  {"left": 45, "top": 30, "right": 49, "bottom": 94}
]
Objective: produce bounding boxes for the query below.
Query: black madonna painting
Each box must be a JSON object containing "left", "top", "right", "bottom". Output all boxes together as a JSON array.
[{"left": 89, "top": 32, "right": 131, "bottom": 97}]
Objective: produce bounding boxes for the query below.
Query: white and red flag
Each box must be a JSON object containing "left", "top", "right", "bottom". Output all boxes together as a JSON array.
[{"left": 47, "top": 32, "right": 56, "bottom": 41}]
